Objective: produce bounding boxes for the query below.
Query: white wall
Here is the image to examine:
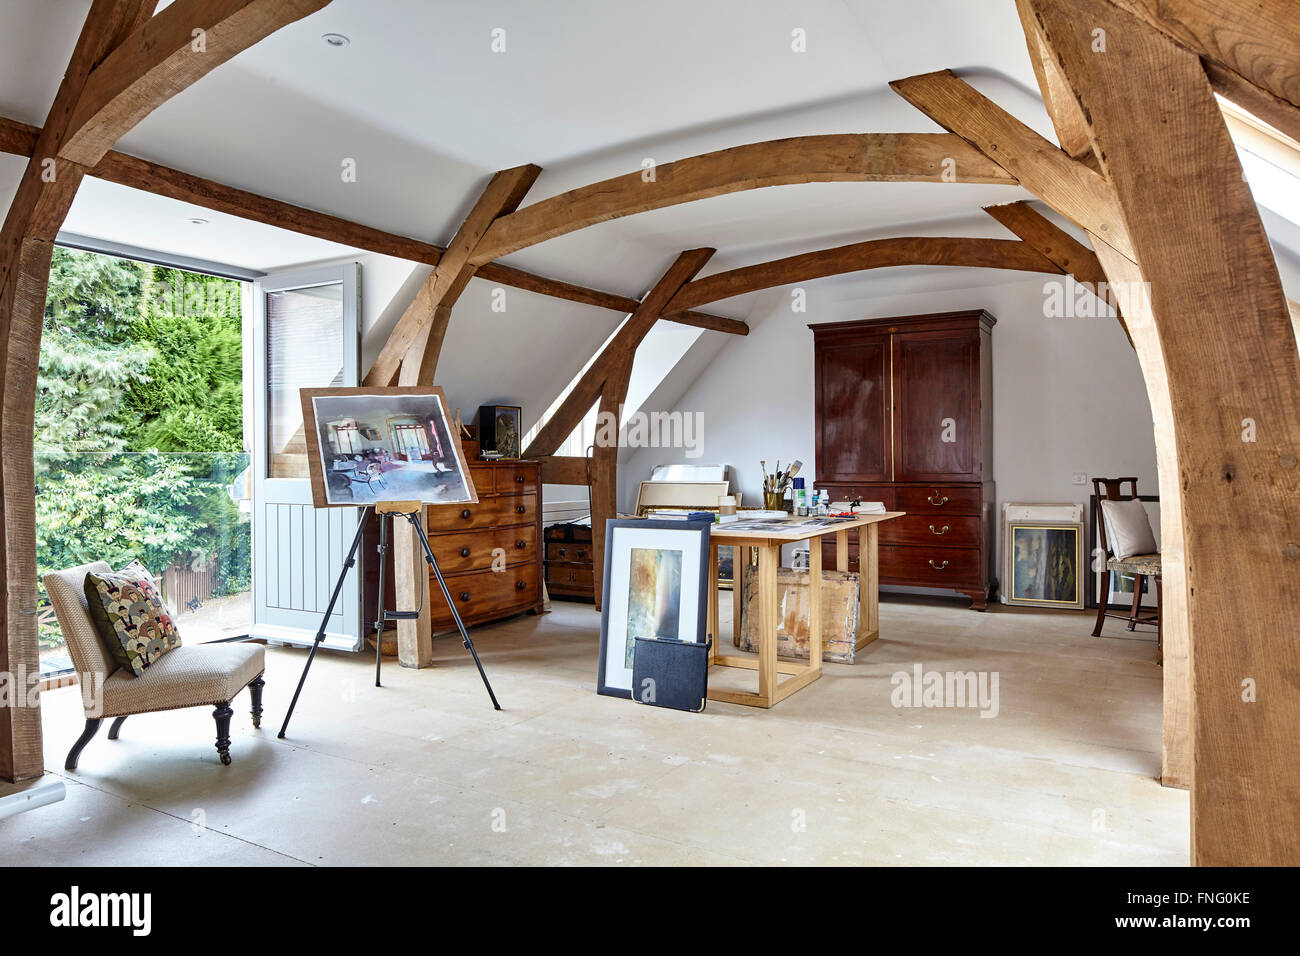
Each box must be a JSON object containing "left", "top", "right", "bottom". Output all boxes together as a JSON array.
[{"left": 620, "top": 269, "right": 1160, "bottom": 577}]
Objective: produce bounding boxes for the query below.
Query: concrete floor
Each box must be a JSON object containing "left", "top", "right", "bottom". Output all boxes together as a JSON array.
[{"left": 1, "top": 594, "right": 1188, "bottom": 866}]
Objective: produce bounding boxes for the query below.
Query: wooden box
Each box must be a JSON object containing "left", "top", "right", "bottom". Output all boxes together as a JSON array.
[{"left": 738, "top": 566, "right": 861, "bottom": 663}]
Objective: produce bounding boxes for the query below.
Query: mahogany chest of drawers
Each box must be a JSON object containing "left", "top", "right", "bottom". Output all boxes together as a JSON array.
[{"left": 364, "top": 459, "right": 544, "bottom": 632}]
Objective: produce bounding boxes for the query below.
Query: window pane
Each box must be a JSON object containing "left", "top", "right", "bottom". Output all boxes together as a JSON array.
[{"left": 267, "top": 284, "right": 344, "bottom": 478}]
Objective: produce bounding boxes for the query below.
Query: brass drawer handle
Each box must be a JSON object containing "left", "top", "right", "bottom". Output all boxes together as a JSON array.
[
  {"left": 928, "top": 493, "right": 949, "bottom": 506},
  {"left": 929, "top": 524, "right": 949, "bottom": 535},
  {"left": 928, "top": 559, "right": 949, "bottom": 570},
  {"left": 460, "top": 547, "right": 471, "bottom": 558}
]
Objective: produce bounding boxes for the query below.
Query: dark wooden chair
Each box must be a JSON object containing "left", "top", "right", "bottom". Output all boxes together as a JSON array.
[{"left": 1091, "top": 477, "right": 1162, "bottom": 663}]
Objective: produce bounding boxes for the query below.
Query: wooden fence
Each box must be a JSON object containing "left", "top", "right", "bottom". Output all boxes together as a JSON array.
[{"left": 161, "top": 560, "right": 217, "bottom": 615}]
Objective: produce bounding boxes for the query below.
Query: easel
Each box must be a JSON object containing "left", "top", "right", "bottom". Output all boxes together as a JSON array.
[{"left": 278, "top": 500, "right": 501, "bottom": 739}]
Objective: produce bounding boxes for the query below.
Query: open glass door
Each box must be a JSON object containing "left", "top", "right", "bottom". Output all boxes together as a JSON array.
[{"left": 250, "top": 263, "right": 362, "bottom": 649}]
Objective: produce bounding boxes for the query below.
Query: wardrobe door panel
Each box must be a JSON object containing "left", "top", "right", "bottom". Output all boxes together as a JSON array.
[
  {"left": 815, "top": 336, "right": 891, "bottom": 482},
  {"left": 893, "top": 329, "right": 980, "bottom": 481}
]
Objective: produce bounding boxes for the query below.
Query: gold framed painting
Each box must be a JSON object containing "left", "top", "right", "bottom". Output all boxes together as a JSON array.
[
  {"left": 1002, "top": 519, "right": 1085, "bottom": 609},
  {"left": 300, "top": 385, "right": 478, "bottom": 509}
]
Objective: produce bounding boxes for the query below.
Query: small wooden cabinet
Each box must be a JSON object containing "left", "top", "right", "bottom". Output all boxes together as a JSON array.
[
  {"left": 544, "top": 521, "right": 595, "bottom": 601},
  {"left": 812, "top": 310, "right": 997, "bottom": 609},
  {"left": 364, "top": 459, "right": 544, "bottom": 632}
]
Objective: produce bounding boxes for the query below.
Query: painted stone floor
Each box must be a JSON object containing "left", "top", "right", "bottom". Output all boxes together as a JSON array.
[{"left": 1, "top": 595, "right": 1187, "bottom": 866}]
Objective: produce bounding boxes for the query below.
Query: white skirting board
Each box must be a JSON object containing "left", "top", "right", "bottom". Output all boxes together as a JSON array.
[{"left": 0, "top": 779, "right": 66, "bottom": 820}]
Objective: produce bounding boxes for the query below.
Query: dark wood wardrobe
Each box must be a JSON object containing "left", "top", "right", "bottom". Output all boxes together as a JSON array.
[{"left": 811, "top": 310, "right": 996, "bottom": 609}]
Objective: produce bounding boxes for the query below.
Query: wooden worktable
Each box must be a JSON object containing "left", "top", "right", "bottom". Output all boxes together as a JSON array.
[{"left": 707, "top": 512, "right": 904, "bottom": 708}]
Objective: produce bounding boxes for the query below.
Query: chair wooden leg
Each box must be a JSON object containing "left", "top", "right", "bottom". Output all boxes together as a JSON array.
[
  {"left": 65, "top": 718, "right": 102, "bottom": 771},
  {"left": 249, "top": 677, "right": 265, "bottom": 729},
  {"left": 107, "top": 716, "right": 127, "bottom": 740},
  {"left": 1092, "top": 569, "right": 1111, "bottom": 636},
  {"left": 1155, "top": 576, "right": 1164, "bottom": 666},
  {"left": 1127, "top": 574, "right": 1144, "bottom": 630},
  {"left": 213, "top": 703, "right": 234, "bottom": 765}
]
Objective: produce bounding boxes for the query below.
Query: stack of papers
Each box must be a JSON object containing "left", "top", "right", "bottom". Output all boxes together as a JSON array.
[
  {"left": 830, "top": 500, "right": 886, "bottom": 514},
  {"left": 645, "top": 509, "right": 714, "bottom": 521}
]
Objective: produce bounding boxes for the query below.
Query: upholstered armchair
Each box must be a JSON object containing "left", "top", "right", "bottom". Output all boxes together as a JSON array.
[{"left": 43, "top": 561, "right": 267, "bottom": 769}]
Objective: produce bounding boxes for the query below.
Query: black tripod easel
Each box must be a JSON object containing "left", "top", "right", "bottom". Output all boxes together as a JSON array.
[{"left": 278, "top": 501, "right": 501, "bottom": 740}]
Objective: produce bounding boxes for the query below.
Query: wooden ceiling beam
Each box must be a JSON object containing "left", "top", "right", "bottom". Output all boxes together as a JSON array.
[
  {"left": 92, "top": 144, "right": 450, "bottom": 266},
  {"left": 0, "top": 113, "right": 753, "bottom": 338},
  {"left": 982, "top": 202, "right": 1107, "bottom": 285},
  {"left": 665, "top": 236, "right": 1062, "bottom": 314},
  {"left": 983, "top": 201, "right": 1129, "bottom": 340},
  {"left": 522, "top": 248, "right": 714, "bottom": 460},
  {"left": 1012, "top": 0, "right": 1098, "bottom": 163},
  {"left": 6, "top": 113, "right": 750, "bottom": 334},
  {"left": 61, "top": 0, "right": 332, "bottom": 167},
  {"left": 1204, "top": 60, "right": 1300, "bottom": 148},
  {"left": 471, "top": 133, "right": 1017, "bottom": 264},
  {"left": 365, "top": 163, "right": 541, "bottom": 387},
  {"left": 474, "top": 261, "right": 746, "bottom": 335},
  {"left": 1104, "top": 0, "right": 1300, "bottom": 116},
  {"left": 890, "top": 70, "right": 1134, "bottom": 261}
]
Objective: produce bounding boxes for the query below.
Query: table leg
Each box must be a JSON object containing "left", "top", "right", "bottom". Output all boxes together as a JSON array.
[
  {"left": 732, "top": 544, "right": 745, "bottom": 647},
  {"left": 708, "top": 541, "right": 720, "bottom": 664},
  {"left": 808, "top": 535, "right": 822, "bottom": 670},
  {"left": 836, "top": 528, "right": 849, "bottom": 574},
  {"left": 757, "top": 543, "right": 779, "bottom": 705},
  {"left": 858, "top": 522, "right": 879, "bottom": 648}
]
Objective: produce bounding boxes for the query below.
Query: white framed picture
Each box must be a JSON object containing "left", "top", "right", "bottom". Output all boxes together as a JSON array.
[{"left": 597, "top": 519, "right": 710, "bottom": 698}]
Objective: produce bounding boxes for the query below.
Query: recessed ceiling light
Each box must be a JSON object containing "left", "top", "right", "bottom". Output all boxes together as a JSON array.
[
  {"left": 322, "top": 33, "right": 350, "bottom": 47},
  {"left": 187, "top": 217, "right": 208, "bottom": 225}
]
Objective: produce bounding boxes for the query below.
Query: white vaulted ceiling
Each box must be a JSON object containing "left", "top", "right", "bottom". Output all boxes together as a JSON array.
[
  {"left": 1, "top": 0, "right": 1295, "bottom": 420},
  {"left": 0, "top": 0, "right": 1047, "bottom": 285}
]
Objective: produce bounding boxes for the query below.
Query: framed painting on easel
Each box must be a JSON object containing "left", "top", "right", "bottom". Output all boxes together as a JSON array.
[{"left": 300, "top": 385, "right": 478, "bottom": 509}]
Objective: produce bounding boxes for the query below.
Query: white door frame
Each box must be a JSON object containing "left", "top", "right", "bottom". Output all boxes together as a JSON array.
[{"left": 250, "top": 263, "right": 363, "bottom": 649}]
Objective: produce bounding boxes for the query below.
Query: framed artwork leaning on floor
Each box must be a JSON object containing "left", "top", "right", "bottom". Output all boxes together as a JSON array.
[
  {"left": 1002, "top": 519, "right": 1085, "bottom": 609},
  {"left": 597, "top": 519, "right": 711, "bottom": 699}
]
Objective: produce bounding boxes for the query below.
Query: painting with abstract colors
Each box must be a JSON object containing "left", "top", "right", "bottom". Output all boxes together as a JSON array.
[{"left": 624, "top": 547, "right": 682, "bottom": 666}]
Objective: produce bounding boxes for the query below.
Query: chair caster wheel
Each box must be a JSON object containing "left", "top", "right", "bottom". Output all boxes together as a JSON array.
[{"left": 219, "top": 752, "right": 232, "bottom": 766}]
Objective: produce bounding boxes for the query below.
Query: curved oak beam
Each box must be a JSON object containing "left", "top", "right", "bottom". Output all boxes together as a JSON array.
[
  {"left": 62, "top": 0, "right": 331, "bottom": 166},
  {"left": 664, "top": 236, "right": 1061, "bottom": 313},
  {"left": 471, "top": 133, "right": 1018, "bottom": 264}
]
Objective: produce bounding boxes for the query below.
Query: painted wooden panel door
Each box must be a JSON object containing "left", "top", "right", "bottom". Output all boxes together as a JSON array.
[
  {"left": 814, "top": 335, "right": 891, "bottom": 482},
  {"left": 250, "top": 264, "right": 363, "bottom": 649},
  {"left": 892, "top": 328, "right": 980, "bottom": 481}
]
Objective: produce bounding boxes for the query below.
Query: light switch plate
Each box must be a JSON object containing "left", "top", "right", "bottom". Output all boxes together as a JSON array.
[{"left": 1072, "top": 472, "right": 1088, "bottom": 485}]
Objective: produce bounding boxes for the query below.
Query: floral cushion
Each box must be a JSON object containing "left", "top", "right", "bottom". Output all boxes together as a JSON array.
[{"left": 83, "top": 562, "right": 182, "bottom": 677}]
